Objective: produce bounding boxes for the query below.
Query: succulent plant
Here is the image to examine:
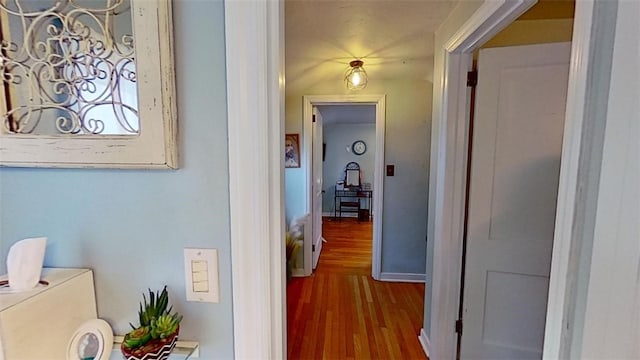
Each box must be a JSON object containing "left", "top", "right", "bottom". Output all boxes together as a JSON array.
[
  {"left": 151, "top": 313, "right": 183, "bottom": 339},
  {"left": 137, "top": 286, "right": 170, "bottom": 328},
  {"left": 123, "top": 326, "right": 152, "bottom": 349},
  {"left": 122, "top": 286, "right": 182, "bottom": 351}
]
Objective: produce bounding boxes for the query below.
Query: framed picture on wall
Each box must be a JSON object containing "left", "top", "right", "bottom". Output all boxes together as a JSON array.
[{"left": 285, "top": 133, "right": 300, "bottom": 168}]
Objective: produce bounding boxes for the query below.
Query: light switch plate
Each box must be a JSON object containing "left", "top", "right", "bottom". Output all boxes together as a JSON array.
[
  {"left": 184, "top": 248, "right": 219, "bottom": 303},
  {"left": 386, "top": 164, "right": 395, "bottom": 176}
]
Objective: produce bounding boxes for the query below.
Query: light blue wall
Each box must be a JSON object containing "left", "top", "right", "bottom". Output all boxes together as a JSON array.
[
  {"left": 0, "top": 1, "right": 234, "bottom": 358},
  {"left": 322, "top": 123, "right": 376, "bottom": 214},
  {"left": 285, "top": 79, "right": 432, "bottom": 275}
]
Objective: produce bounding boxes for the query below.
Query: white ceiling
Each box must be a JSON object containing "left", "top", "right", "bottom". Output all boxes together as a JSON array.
[{"left": 285, "top": 0, "right": 458, "bottom": 92}]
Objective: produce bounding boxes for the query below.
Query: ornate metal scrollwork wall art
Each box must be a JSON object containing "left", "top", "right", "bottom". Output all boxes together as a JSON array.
[{"left": 0, "top": 0, "right": 139, "bottom": 135}]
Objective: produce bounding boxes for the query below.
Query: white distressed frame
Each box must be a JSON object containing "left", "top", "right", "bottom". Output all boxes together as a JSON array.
[
  {"left": 225, "top": 0, "right": 285, "bottom": 359},
  {"left": 302, "top": 95, "right": 386, "bottom": 279},
  {"left": 0, "top": 0, "right": 177, "bottom": 169}
]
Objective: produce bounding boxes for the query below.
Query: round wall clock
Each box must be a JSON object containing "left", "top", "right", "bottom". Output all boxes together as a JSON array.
[{"left": 352, "top": 140, "right": 367, "bottom": 155}]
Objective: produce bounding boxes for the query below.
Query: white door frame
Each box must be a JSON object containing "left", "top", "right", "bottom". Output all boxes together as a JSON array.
[
  {"left": 310, "top": 106, "right": 324, "bottom": 272},
  {"left": 425, "top": 1, "right": 537, "bottom": 356},
  {"left": 225, "top": 0, "right": 285, "bottom": 358},
  {"left": 303, "top": 95, "right": 386, "bottom": 279},
  {"left": 426, "top": 0, "right": 608, "bottom": 359},
  {"left": 225, "top": 0, "right": 609, "bottom": 359}
]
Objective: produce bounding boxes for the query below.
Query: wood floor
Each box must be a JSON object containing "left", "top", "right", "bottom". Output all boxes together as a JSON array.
[{"left": 287, "top": 217, "right": 427, "bottom": 359}]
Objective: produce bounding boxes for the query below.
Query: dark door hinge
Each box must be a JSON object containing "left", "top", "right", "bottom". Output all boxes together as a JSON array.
[
  {"left": 312, "top": 114, "right": 316, "bottom": 122},
  {"left": 467, "top": 70, "right": 478, "bottom": 87},
  {"left": 312, "top": 244, "right": 315, "bottom": 252},
  {"left": 455, "top": 319, "right": 463, "bottom": 334}
]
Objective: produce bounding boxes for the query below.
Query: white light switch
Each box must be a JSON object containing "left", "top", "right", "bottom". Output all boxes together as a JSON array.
[
  {"left": 192, "top": 260, "right": 208, "bottom": 273},
  {"left": 184, "top": 248, "right": 219, "bottom": 303},
  {"left": 192, "top": 270, "right": 208, "bottom": 283}
]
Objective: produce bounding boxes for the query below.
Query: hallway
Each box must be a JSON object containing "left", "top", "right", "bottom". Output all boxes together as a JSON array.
[{"left": 287, "top": 217, "right": 427, "bottom": 359}]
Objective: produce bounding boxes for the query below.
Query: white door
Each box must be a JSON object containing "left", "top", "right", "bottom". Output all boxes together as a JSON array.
[
  {"left": 460, "top": 42, "right": 571, "bottom": 359},
  {"left": 312, "top": 107, "right": 324, "bottom": 269}
]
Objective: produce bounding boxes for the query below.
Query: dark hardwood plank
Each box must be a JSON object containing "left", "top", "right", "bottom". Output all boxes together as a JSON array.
[{"left": 287, "top": 217, "right": 428, "bottom": 359}]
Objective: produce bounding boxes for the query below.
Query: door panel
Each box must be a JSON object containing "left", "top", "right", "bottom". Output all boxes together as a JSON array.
[
  {"left": 483, "top": 271, "right": 549, "bottom": 352},
  {"left": 312, "top": 107, "right": 324, "bottom": 269},
  {"left": 488, "top": 65, "right": 567, "bottom": 244},
  {"left": 460, "top": 42, "right": 570, "bottom": 359}
]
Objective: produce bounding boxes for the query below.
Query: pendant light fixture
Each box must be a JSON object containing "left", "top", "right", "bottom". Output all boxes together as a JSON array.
[{"left": 345, "top": 60, "right": 368, "bottom": 90}]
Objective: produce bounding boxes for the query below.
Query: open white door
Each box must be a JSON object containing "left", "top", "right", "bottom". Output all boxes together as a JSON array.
[
  {"left": 311, "top": 106, "right": 324, "bottom": 269},
  {"left": 460, "top": 42, "right": 571, "bottom": 359}
]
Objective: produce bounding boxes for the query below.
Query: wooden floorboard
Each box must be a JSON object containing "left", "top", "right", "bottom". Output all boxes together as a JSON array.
[{"left": 287, "top": 217, "right": 427, "bottom": 359}]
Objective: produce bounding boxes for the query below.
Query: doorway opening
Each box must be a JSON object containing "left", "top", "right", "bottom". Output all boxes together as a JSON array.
[
  {"left": 313, "top": 104, "right": 375, "bottom": 263},
  {"left": 300, "top": 95, "right": 386, "bottom": 279},
  {"left": 458, "top": 41, "right": 572, "bottom": 359},
  {"left": 453, "top": 8, "right": 575, "bottom": 358},
  {"left": 428, "top": 4, "right": 573, "bottom": 358},
  {"left": 286, "top": 95, "right": 432, "bottom": 359}
]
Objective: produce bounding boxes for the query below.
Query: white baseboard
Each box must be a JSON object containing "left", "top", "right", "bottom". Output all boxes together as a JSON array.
[
  {"left": 378, "top": 272, "right": 426, "bottom": 283},
  {"left": 418, "top": 328, "right": 431, "bottom": 358},
  {"left": 322, "top": 212, "right": 359, "bottom": 218}
]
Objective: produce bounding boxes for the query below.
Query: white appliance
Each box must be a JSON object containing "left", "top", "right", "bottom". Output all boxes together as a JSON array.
[{"left": 0, "top": 268, "right": 97, "bottom": 359}]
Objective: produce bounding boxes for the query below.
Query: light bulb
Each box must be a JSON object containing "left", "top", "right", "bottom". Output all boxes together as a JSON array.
[
  {"left": 345, "top": 60, "right": 368, "bottom": 90},
  {"left": 350, "top": 72, "right": 362, "bottom": 86}
]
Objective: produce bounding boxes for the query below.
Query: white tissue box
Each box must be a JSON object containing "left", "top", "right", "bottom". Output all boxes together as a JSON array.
[{"left": 0, "top": 268, "right": 97, "bottom": 359}]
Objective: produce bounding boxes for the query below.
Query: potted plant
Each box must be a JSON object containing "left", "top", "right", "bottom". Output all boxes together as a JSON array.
[
  {"left": 286, "top": 216, "right": 304, "bottom": 281},
  {"left": 286, "top": 230, "right": 302, "bottom": 281},
  {"left": 121, "top": 286, "right": 183, "bottom": 360}
]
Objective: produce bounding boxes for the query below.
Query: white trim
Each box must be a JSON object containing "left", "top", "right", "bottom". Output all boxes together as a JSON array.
[
  {"left": 372, "top": 97, "right": 386, "bottom": 281},
  {"left": 543, "top": 1, "right": 598, "bottom": 358},
  {"left": 269, "top": 1, "right": 286, "bottom": 356},
  {"left": 302, "top": 95, "right": 386, "bottom": 280},
  {"left": 527, "top": 4, "right": 640, "bottom": 358},
  {"left": 323, "top": 212, "right": 375, "bottom": 218},
  {"left": 579, "top": 3, "right": 640, "bottom": 357},
  {"left": 418, "top": 328, "right": 432, "bottom": 358},
  {"left": 225, "top": 1, "right": 285, "bottom": 359},
  {"left": 302, "top": 101, "right": 313, "bottom": 276},
  {"left": 445, "top": 0, "right": 535, "bottom": 53},
  {"left": 322, "top": 212, "right": 333, "bottom": 217},
  {"left": 378, "top": 272, "right": 426, "bottom": 283},
  {"left": 332, "top": 213, "right": 359, "bottom": 219},
  {"left": 428, "top": 1, "right": 538, "bottom": 359}
]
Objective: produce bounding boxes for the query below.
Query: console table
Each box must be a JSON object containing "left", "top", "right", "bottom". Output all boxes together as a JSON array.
[{"left": 334, "top": 188, "right": 373, "bottom": 220}]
